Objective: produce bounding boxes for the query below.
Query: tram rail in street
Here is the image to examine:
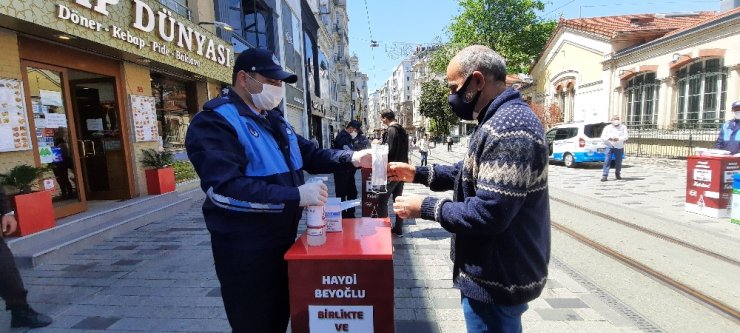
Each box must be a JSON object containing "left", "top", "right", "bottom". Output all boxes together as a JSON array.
[
  {"left": 551, "top": 196, "right": 740, "bottom": 268},
  {"left": 551, "top": 194, "right": 740, "bottom": 324}
]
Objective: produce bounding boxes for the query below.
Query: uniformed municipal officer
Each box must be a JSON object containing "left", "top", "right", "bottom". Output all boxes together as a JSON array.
[
  {"left": 185, "top": 48, "right": 372, "bottom": 333},
  {"left": 716, "top": 101, "right": 740, "bottom": 154}
]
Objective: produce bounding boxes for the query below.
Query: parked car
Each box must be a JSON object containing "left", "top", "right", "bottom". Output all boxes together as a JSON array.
[{"left": 545, "top": 121, "right": 618, "bottom": 167}]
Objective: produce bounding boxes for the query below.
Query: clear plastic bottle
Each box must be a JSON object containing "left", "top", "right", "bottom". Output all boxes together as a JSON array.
[
  {"left": 325, "top": 197, "right": 342, "bottom": 232},
  {"left": 305, "top": 177, "right": 327, "bottom": 246}
]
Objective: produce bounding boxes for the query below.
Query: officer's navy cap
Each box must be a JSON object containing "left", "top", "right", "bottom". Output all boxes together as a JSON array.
[
  {"left": 234, "top": 48, "right": 298, "bottom": 84},
  {"left": 733, "top": 101, "right": 740, "bottom": 110}
]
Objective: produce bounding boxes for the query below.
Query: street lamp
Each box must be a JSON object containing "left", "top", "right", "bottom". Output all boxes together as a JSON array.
[{"left": 198, "top": 21, "right": 234, "bottom": 31}]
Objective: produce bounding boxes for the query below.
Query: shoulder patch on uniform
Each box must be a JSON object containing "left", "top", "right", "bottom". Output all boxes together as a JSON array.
[{"left": 245, "top": 122, "right": 260, "bottom": 137}]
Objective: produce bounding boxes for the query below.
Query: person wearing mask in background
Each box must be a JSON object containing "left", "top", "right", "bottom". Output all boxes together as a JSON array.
[
  {"left": 380, "top": 111, "right": 409, "bottom": 236},
  {"left": 447, "top": 135, "right": 454, "bottom": 151},
  {"left": 600, "top": 115, "right": 629, "bottom": 182},
  {"left": 418, "top": 135, "right": 430, "bottom": 166},
  {"left": 332, "top": 120, "right": 368, "bottom": 218},
  {"left": 388, "top": 45, "right": 550, "bottom": 332},
  {"left": 0, "top": 187, "right": 53, "bottom": 329},
  {"left": 185, "top": 48, "right": 372, "bottom": 333},
  {"left": 715, "top": 101, "right": 740, "bottom": 154}
]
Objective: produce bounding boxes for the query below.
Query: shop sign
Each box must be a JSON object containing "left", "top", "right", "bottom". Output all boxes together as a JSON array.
[
  {"left": 55, "top": 1, "right": 231, "bottom": 69},
  {"left": 308, "top": 305, "right": 373, "bottom": 333}
]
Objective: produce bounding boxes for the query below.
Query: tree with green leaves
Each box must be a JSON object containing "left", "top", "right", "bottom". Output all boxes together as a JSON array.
[
  {"left": 430, "top": 0, "right": 556, "bottom": 74},
  {"left": 419, "top": 80, "right": 459, "bottom": 136}
]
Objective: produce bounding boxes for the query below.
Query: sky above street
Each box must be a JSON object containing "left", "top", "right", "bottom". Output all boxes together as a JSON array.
[{"left": 348, "top": 0, "right": 722, "bottom": 91}]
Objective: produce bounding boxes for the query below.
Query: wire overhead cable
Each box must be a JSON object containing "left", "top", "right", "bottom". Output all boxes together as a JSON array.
[{"left": 363, "top": 0, "right": 378, "bottom": 87}]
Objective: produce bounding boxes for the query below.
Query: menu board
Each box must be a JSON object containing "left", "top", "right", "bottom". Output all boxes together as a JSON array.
[
  {"left": 130, "top": 94, "right": 158, "bottom": 142},
  {"left": 0, "top": 78, "right": 31, "bottom": 152}
]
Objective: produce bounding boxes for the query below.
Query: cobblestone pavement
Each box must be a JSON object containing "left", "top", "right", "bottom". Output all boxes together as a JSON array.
[{"left": 3, "top": 142, "right": 729, "bottom": 332}]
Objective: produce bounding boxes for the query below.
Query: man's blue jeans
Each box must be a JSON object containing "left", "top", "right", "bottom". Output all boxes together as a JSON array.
[
  {"left": 461, "top": 294, "right": 529, "bottom": 333},
  {"left": 602, "top": 147, "right": 624, "bottom": 177}
]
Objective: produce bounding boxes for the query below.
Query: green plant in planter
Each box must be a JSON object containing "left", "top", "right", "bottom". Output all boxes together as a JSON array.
[
  {"left": 140, "top": 148, "right": 174, "bottom": 169},
  {"left": 0, "top": 164, "right": 50, "bottom": 194}
]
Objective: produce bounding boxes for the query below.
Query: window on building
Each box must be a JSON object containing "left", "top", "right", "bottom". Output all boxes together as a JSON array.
[
  {"left": 219, "top": 0, "right": 273, "bottom": 50},
  {"left": 160, "top": 0, "right": 191, "bottom": 19},
  {"left": 676, "top": 58, "right": 728, "bottom": 127},
  {"left": 625, "top": 72, "right": 660, "bottom": 127},
  {"left": 243, "top": 0, "right": 272, "bottom": 49}
]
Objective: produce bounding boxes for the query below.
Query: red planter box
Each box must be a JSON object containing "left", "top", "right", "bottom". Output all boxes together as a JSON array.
[
  {"left": 145, "top": 167, "right": 175, "bottom": 195},
  {"left": 12, "top": 190, "right": 55, "bottom": 237}
]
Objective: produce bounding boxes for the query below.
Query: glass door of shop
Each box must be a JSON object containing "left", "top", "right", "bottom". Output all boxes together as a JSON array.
[
  {"left": 22, "top": 63, "right": 87, "bottom": 218},
  {"left": 69, "top": 74, "right": 129, "bottom": 200}
]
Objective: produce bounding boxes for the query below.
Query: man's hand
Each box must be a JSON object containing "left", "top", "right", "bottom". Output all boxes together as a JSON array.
[
  {"left": 352, "top": 149, "right": 373, "bottom": 168},
  {"left": 297, "top": 182, "right": 328, "bottom": 207},
  {"left": 388, "top": 162, "right": 416, "bottom": 182},
  {"left": 393, "top": 195, "right": 425, "bottom": 219},
  {"left": 2, "top": 214, "right": 17, "bottom": 236}
]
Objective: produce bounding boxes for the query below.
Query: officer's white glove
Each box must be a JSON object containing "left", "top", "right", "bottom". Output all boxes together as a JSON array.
[
  {"left": 352, "top": 149, "right": 373, "bottom": 168},
  {"left": 298, "top": 181, "right": 328, "bottom": 207}
]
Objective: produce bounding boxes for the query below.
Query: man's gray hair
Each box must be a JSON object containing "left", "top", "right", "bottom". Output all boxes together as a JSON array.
[{"left": 453, "top": 45, "right": 507, "bottom": 82}]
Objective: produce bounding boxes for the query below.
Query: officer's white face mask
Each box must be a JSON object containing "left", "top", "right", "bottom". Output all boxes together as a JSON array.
[
  {"left": 246, "top": 74, "right": 284, "bottom": 111},
  {"left": 734, "top": 111, "right": 740, "bottom": 120},
  {"left": 350, "top": 131, "right": 358, "bottom": 139}
]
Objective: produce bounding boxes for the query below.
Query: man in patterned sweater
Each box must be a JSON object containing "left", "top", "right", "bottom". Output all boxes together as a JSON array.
[{"left": 389, "top": 45, "right": 550, "bottom": 332}]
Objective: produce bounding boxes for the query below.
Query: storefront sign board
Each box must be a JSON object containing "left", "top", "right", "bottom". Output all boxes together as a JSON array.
[{"left": 0, "top": 1, "right": 232, "bottom": 83}]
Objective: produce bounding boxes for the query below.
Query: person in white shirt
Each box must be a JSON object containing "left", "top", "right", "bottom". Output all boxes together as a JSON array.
[
  {"left": 600, "top": 115, "right": 629, "bottom": 181},
  {"left": 418, "top": 135, "right": 430, "bottom": 166}
]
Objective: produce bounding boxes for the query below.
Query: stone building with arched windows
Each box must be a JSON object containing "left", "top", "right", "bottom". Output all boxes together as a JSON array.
[{"left": 522, "top": 10, "right": 734, "bottom": 127}]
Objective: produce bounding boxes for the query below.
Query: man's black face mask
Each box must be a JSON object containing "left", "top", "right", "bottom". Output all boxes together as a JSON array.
[{"left": 448, "top": 74, "right": 481, "bottom": 121}]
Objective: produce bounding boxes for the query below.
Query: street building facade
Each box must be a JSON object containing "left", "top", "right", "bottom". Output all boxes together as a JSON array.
[
  {"left": 524, "top": 11, "right": 719, "bottom": 124},
  {"left": 0, "top": 0, "right": 228, "bottom": 219}
]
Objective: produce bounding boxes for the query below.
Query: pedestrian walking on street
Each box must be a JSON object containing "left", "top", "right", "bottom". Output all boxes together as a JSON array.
[
  {"left": 715, "top": 101, "right": 740, "bottom": 154},
  {"left": 388, "top": 45, "right": 550, "bottom": 333},
  {"left": 332, "top": 120, "right": 368, "bottom": 218},
  {"left": 185, "top": 48, "right": 372, "bottom": 333},
  {"left": 379, "top": 110, "right": 409, "bottom": 236},
  {"left": 447, "top": 135, "right": 454, "bottom": 151},
  {"left": 418, "top": 135, "right": 430, "bottom": 166},
  {"left": 0, "top": 187, "right": 53, "bottom": 329},
  {"left": 601, "top": 115, "right": 629, "bottom": 181}
]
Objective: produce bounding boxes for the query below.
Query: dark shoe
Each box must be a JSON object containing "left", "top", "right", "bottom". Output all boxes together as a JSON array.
[
  {"left": 11, "top": 306, "right": 53, "bottom": 328},
  {"left": 391, "top": 227, "right": 403, "bottom": 237},
  {"left": 601, "top": 177, "right": 607, "bottom": 182},
  {"left": 616, "top": 174, "right": 622, "bottom": 180}
]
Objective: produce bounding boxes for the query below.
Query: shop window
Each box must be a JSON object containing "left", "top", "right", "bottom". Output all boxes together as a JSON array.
[
  {"left": 151, "top": 76, "right": 191, "bottom": 151},
  {"left": 676, "top": 58, "right": 728, "bottom": 128},
  {"left": 625, "top": 72, "right": 659, "bottom": 127}
]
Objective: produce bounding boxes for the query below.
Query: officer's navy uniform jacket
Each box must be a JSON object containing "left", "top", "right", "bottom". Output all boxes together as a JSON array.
[{"left": 185, "top": 90, "right": 355, "bottom": 250}]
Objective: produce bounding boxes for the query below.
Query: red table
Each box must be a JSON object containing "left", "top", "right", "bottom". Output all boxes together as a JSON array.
[
  {"left": 686, "top": 155, "right": 740, "bottom": 218},
  {"left": 285, "top": 218, "right": 394, "bottom": 333}
]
